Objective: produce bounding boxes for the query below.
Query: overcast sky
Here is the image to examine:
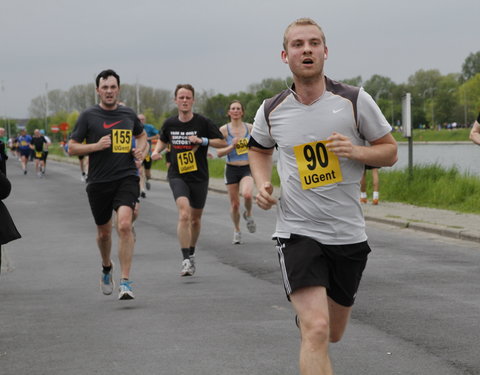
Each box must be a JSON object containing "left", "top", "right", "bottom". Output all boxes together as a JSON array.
[{"left": 1, "top": 0, "right": 478, "bottom": 118}]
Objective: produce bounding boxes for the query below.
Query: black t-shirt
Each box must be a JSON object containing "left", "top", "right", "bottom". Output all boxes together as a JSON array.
[
  {"left": 31, "top": 136, "right": 47, "bottom": 152},
  {"left": 70, "top": 105, "right": 144, "bottom": 184},
  {"left": 160, "top": 113, "right": 223, "bottom": 182}
]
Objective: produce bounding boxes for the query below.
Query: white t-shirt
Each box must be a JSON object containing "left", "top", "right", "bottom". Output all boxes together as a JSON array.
[{"left": 250, "top": 77, "right": 392, "bottom": 244}]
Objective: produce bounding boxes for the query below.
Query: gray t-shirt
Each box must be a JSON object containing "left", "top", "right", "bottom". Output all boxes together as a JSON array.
[{"left": 250, "top": 77, "right": 392, "bottom": 244}]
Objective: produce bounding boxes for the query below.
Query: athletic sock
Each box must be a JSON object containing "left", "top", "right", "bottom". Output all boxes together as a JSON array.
[
  {"left": 189, "top": 246, "right": 195, "bottom": 256},
  {"left": 102, "top": 265, "right": 112, "bottom": 274},
  {"left": 360, "top": 192, "right": 367, "bottom": 199},
  {"left": 181, "top": 248, "right": 191, "bottom": 260},
  {"left": 373, "top": 191, "right": 379, "bottom": 200}
]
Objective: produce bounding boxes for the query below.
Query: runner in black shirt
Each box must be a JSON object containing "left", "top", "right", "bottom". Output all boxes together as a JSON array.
[
  {"left": 30, "top": 129, "right": 49, "bottom": 177},
  {"left": 152, "top": 84, "right": 226, "bottom": 276},
  {"left": 68, "top": 69, "right": 147, "bottom": 300}
]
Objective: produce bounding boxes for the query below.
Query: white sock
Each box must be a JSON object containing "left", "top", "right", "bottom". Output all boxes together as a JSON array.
[
  {"left": 373, "top": 191, "right": 379, "bottom": 200},
  {"left": 360, "top": 192, "right": 367, "bottom": 199}
]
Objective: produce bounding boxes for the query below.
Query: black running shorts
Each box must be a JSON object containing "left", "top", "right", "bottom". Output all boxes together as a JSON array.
[
  {"left": 86, "top": 175, "right": 140, "bottom": 225},
  {"left": 168, "top": 178, "right": 209, "bottom": 209},
  {"left": 275, "top": 234, "right": 371, "bottom": 307},
  {"left": 224, "top": 164, "right": 252, "bottom": 185}
]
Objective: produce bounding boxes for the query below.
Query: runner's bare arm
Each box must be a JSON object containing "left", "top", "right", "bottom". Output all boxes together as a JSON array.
[
  {"left": 469, "top": 121, "right": 480, "bottom": 145},
  {"left": 248, "top": 146, "right": 277, "bottom": 210},
  {"left": 68, "top": 136, "right": 111, "bottom": 156},
  {"left": 132, "top": 130, "right": 148, "bottom": 161},
  {"left": 151, "top": 139, "right": 167, "bottom": 160},
  {"left": 326, "top": 132, "right": 398, "bottom": 167}
]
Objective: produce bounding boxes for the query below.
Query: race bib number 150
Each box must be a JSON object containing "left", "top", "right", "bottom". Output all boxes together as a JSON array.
[
  {"left": 293, "top": 140, "right": 343, "bottom": 190},
  {"left": 177, "top": 150, "right": 198, "bottom": 174},
  {"left": 112, "top": 129, "right": 132, "bottom": 153}
]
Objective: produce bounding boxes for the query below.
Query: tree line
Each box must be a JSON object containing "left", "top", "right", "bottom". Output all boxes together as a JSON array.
[{"left": 14, "top": 50, "right": 480, "bottom": 137}]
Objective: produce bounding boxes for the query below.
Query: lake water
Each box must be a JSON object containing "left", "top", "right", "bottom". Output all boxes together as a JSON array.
[{"left": 393, "top": 142, "right": 480, "bottom": 176}]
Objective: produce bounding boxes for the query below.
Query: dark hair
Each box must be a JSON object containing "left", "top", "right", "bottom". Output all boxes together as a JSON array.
[
  {"left": 95, "top": 69, "right": 120, "bottom": 88},
  {"left": 174, "top": 84, "right": 195, "bottom": 98}
]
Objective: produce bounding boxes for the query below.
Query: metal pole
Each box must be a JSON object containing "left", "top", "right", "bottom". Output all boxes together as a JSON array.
[
  {"left": 45, "top": 82, "right": 49, "bottom": 131},
  {"left": 408, "top": 136, "right": 413, "bottom": 179}
]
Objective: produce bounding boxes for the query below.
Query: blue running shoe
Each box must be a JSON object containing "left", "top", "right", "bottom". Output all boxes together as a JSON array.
[{"left": 118, "top": 280, "right": 135, "bottom": 300}]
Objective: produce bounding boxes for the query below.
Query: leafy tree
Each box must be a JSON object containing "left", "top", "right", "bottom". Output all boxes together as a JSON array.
[
  {"left": 340, "top": 76, "right": 362, "bottom": 86},
  {"left": 461, "top": 51, "right": 480, "bottom": 82}
]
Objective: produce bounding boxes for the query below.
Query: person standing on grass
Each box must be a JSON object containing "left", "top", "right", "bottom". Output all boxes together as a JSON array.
[{"left": 248, "top": 18, "right": 397, "bottom": 375}]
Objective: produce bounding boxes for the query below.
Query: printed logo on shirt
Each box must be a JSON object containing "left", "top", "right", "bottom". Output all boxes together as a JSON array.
[{"left": 103, "top": 121, "right": 122, "bottom": 129}]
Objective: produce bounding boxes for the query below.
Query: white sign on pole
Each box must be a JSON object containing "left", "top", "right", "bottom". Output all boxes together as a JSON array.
[{"left": 402, "top": 93, "right": 412, "bottom": 138}]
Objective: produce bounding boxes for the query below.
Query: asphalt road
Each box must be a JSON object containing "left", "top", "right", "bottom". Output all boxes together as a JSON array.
[{"left": 1, "top": 159, "right": 479, "bottom": 375}]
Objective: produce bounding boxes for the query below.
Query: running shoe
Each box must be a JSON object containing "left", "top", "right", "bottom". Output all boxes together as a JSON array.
[
  {"left": 140, "top": 191, "right": 146, "bottom": 198},
  {"left": 360, "top": 197, "right": 368, "bottom": 204},
  {"left": 100, "top": 263, "right": 114, "bottom": 295},
  {"left": 146, "top": 180, "right": 151, "bottom": 190},
  {"left": 180, "top": 259, "right": 194, "bottom": 277},
  {"left": 243, "top": 212, "right": 256, "bottom": 233},
  {"left": 189, "top": 255, "right": 196, "bottom": 275},
  {"left": 118, "top": 280, "right": 135, "bottom": 300},
  {"left": 232, "top": 231, "right": 242, "bottom": 244},
  {"left": 372, "top": 199, "right": 379, "bottom": 205}
]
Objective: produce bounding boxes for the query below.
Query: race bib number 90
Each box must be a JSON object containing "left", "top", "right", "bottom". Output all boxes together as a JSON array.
[
  {"left": 112, "top": 129, "right": 132, "bottom": 153},
  {"left": 177, "top": 150, "right": 198, "bottom": 174},
  {"left": 293, "top": 140, "right": 343, "bottom": 190},
  {"left": 235, "top": 138, "right": 249, "bottom": 155}
]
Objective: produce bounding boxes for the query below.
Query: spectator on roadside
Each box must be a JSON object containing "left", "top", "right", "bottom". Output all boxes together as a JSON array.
[
  {"left": 360, "top": 166, "right": 380, "bottom": 205},
  {"left": 0, "top": 168, "right": 21, "bottom": 274}
]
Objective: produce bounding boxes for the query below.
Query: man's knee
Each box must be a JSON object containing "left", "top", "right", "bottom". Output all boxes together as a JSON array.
[{"left": 301, "top": 315, "right": 331, "bottom": 347}]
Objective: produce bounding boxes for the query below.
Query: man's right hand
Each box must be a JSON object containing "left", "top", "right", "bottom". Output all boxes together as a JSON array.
[
  {"left": 256, "top": 181, "right": 277, "bottom": 210},
  {"left": 97, "top": 134, "right": 111, "bottom": 151},
  {"left": 151, "top": 151, "right": 163, "bottom": 161}
]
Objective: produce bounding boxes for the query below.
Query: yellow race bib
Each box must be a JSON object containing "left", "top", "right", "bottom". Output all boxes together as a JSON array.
[
  {"left": 112, "top": 129, "right": 132, "bottom": 153},
  {"left": 235, "top": 138, "right": 249, "bottom": 155},
  {"left": 177, "top": 150, "right": 198, "bottom": 174},
  {"left": 35, "top": 151, "right": 43, "bottom": 158},
  {"left": 293, "top": 140, "right": 343, "bottom": 190}
]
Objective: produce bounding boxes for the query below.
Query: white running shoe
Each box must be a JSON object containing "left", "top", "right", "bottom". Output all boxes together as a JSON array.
[
  {"left": 232, "top": 231, "right": 242, "bottom": 244},
  {"left": 180, "top": 259, "right": 194, "bottom": 276},
  {"left": 243, "top": 212, "right": 256, "bottom": 233},
  {"left": 189, "top": 255, "right": 196, "bottom": 275},
  {"left": 118, "top": 280, "right": 135, "bottom": 300},
  {"left": 100, "top": 263, "right": 114, "bottom": 295}
]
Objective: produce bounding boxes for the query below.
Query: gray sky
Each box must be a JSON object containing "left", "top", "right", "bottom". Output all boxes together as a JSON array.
[{"left": 1, "top": 0, "right": 478, "bottom": 118}]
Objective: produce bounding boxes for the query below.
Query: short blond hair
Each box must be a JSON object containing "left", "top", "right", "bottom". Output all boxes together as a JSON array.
[{"left": 283, "top": 18, "right": 326, "bottom": 51}]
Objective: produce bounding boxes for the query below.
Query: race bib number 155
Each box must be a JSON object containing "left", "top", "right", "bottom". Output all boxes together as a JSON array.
[
  {"left": 293, "top": 140, "right": 343, "bottom": 190},
  {"left": 112, "top": 129, "right": 132, "bottom": 153}
]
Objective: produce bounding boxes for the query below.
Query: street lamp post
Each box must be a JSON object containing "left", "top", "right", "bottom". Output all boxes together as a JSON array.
[{"left": 45, "top": 82, "right": 49, "bottom": 132}]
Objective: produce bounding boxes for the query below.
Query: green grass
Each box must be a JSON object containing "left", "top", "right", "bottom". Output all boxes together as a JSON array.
[
  {"left": 366, "top": 164, "right": 480, "bottom": 214},
  {"left": 392, "top": 128, "right": 470, "bottom": 142}
]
